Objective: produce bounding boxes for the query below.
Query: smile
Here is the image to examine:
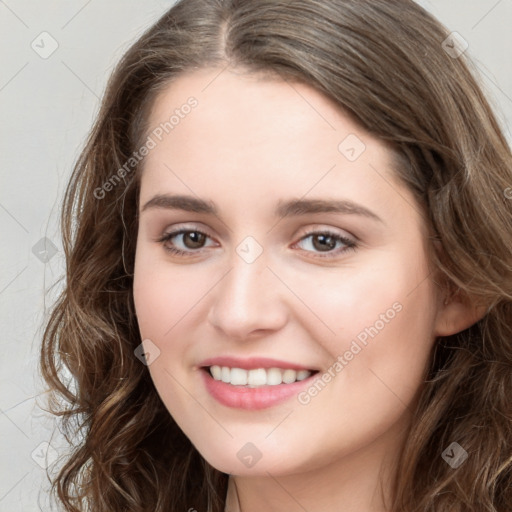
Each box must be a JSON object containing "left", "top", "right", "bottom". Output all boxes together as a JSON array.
[
  {"left": 208, "top": 365, "right": 314, "bottom": 386},
  {"left": 200, "top": 361, "right": 320, "bottom": 410}
]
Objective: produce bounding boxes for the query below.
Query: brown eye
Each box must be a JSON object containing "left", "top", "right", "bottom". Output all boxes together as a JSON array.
[
  {"left": 294, "top": 230, "right": 357, "bottom": 259},
  {"left": 182, "top": 231, "right": 207, "bottom": 249},
  {"left": 311, "top": 233, "right": 337, "bottom": 252},
  {"left": 157, "top": 228, "right": 216, "bottom": 256}
]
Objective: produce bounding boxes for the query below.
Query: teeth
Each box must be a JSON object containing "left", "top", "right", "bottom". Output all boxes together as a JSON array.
[
  {"left": 210, "top": 365, "right": 222, "bottom": 380},
  {"left": 266, "top": 367, "right": 282, "bottom": 385},
  {"left": 282, "top": 369, "right": 296, "bottom": 384},
  {"left": 221, "top": 366, "right": 231, "bottom": 383},
  {"left": 208, "top": 365, "right": 313, "bottom": 387},
  {"left": 248, "top": 368, "right": 267, "bottom": 386},
  {"left": 230, "top": 367, "right": 248, "bottom": 385},
  {"left": 296, "top": 370, "right": 310, "bottom": 381}
]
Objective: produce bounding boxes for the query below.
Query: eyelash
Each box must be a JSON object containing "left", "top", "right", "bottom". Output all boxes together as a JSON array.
[{"left": 156, "top": 228, "right": 357, "bottom": 259}]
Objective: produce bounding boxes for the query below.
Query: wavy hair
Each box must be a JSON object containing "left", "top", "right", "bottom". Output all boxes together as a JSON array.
[{"left": 40, "top": 0, "right": 512, "bottom": 510}]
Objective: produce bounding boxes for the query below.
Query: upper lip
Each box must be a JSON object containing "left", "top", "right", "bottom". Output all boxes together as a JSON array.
[{"left": 199, "top": 356, "right": 318, "bottom": 371}]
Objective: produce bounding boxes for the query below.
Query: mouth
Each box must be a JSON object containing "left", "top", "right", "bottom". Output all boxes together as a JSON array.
[
  {"left": 202, "top": 365, "right": 319, "bottom": 387},
  {"left": 199, "top": 361, "right": 320, "bottom": 410}
]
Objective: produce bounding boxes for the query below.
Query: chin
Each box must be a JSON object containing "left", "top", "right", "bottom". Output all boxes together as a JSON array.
[{"left": 198, "top": 441, "right": 309, "bottom": 477}]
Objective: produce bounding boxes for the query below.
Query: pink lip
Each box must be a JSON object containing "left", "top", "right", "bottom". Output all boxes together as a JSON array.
[
  {"left": 198, "top": 356, "right": 316, "bottom": 371},
  {"left": 199, "top": 366, "right": 318, "bottom": 410}
]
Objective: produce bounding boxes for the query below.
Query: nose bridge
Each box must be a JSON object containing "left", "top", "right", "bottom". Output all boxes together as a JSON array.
[{"left": 207, "top": 240, "right": 287, "bottom": 337}]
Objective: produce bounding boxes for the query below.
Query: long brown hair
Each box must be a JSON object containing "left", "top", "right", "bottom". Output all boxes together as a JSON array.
[{"left": 40, "top": 1, "right": 512, "bottom": 510}]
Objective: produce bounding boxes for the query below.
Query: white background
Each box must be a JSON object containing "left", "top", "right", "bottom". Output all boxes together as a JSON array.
[{"left": 1, "top": 1, "right": 511, "bottom": 510}]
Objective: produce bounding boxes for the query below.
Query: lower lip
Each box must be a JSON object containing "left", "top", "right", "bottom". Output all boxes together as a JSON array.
[{"left": 201, "top": 369, "right": 317, "bottom": 410}]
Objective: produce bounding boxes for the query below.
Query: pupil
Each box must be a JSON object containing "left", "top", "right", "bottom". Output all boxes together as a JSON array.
[
  {"left": 185, "top": 232, "right": 205, "bottom": 249},
  {"left": 313, "top": 234, "right": 336, "bottom": 252}
]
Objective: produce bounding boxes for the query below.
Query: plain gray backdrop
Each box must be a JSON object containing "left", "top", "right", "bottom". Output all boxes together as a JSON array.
[{"left": 1, "top": 1, "right": 511, "bottom": 510}]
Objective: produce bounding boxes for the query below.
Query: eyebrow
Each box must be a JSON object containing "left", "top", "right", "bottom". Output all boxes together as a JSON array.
[{"left": 141, "top": 194, "right": 383, "bottom": 223}]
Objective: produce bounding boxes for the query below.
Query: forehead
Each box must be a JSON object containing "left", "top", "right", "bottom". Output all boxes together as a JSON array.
[
  {"left": 146, "top": 67, "right": 363, "bottom": 146},
  {"left": 139, "top": 67, "right": 416, "bottom": 227}
]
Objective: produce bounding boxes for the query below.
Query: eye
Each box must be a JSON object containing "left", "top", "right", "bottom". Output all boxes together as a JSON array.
[
  {"left": 293, "top": 229, "right": 357, "bottom": 258},
  {"left": 157, "top": 228, "right": 217, "bottom": 256},
  {"left": 156, "top": 227, "right": 357, "bottom": 259}
]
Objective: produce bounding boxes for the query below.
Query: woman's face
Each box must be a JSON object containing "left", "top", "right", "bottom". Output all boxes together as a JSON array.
[{"left": 133, "top": 67, "right": 445, "bottom": 476}]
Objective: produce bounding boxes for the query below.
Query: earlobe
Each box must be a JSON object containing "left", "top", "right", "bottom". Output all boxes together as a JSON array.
[{"left": 434, "top": 291, "right": 488, "bottom": 337}]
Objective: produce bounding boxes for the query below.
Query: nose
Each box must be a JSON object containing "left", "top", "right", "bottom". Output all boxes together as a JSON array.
[{"left": 207, "top": 251, "right": 289, "bottom": 341}]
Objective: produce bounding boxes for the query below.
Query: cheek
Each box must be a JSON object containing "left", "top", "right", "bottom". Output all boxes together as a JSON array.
[
  {"left": 133, "top": 244, "right": 210, "bottom": 340},
  {"left": 286, "top": 247, "right": 434, "bottom": 340},
  {"left": 132, "top": 249, "right": 206, "bottom": 422},
  {"left": 291, "top": 247, "right": 437, "bottom": 392},
  {"left": 287, "top": 259, "right": 437, "bottom": 458}
]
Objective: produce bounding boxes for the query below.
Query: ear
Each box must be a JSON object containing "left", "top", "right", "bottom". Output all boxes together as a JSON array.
[{"left": 434, "top": 287, "right": 488, "bottom": 337}]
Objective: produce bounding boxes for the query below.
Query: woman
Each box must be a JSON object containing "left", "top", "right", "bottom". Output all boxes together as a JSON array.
[{"left": 41, "top": 0, "right": 512, "bottom": 511}]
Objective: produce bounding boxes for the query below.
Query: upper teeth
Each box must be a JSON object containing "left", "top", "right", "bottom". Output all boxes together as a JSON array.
[{"left": 209, "top": 365, "right": 312, "bottom": 386}]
